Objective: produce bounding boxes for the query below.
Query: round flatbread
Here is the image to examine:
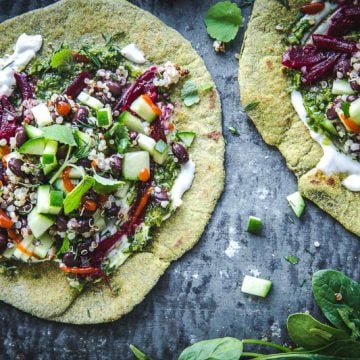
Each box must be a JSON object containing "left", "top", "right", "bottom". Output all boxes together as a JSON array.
[
  {"left": 0, "top": 0, "right": 224, "bottom": 324},
  {"left": 239, "top": 0, "right": 360, "bottom": 237}
]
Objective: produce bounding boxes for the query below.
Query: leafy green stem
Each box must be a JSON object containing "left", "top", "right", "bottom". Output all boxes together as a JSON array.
[
  {"left": 242, "top": 351, "right": 262, "bottom": 358},
  {"left": 242, "top": 339, "right": 291, "bottom": 353},
  {"left": 49, "top": 145, "right": 73, "bottom": 184}
]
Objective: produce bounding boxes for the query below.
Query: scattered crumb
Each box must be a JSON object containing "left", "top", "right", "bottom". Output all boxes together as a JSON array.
[
  {"left": 314, "top": 241, "right": 321, "bottom": 248},
  {"left": 213, "top": 40, "right": 225, "bottom": 53},
  {"left": 225, "top": 239, "right": 240, "bottom": 258},
  {"left": 270, "top": 321, "right": 282, "bottom": 338},
  {"left": 275, "top": 24, "right": 284, "bottom": 31},
  {"left": 249, "top": 268, "right": 261, "bottom": 277},
  {"left": 192, "top": 273, "right": 199, "bottom": 279}
]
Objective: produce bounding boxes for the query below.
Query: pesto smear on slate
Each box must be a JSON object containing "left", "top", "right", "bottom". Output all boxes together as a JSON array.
[
  {"left": 282, "top": 1, "right": 360, "bottom": 191},
  {"left": 0, "top": 33, "right": 198, "bottom": 289}
]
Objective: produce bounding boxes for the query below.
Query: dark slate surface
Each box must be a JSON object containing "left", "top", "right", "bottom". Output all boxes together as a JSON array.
[{"left": 0, "top": 1, "right": 359, "bottom": 359}]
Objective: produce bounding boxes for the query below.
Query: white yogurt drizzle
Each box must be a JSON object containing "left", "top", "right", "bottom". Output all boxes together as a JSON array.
[
  {"left": 170, "top": 159, "right": 196, "bottom": 208},
  {"left": 0, "top": 33, "right": 43, "bottom": 97},
  {"left": 291, "top": 91, "right": 360, "bottom": 191},
  {"left": 120, "top": 43, "right": 147, "bottom": 64}
]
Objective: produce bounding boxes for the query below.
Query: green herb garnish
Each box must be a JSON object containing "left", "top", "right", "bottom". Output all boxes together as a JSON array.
[
  {"left": 181, "top": 80, "right": 200, "bottom": 107},
  {"left": 50, "top": 47, "right": 73, "bottom": 69},
  {"left": 41, "top": 125, "right": 77, "bottom": 146},
  {"left": 63, "top": 176, "right": 94, "bottom": 214},
  {"left": 285, "top": 254, "right": 300, "bottom": 265},
  {"left": 205, "top": 1, "right": 242, "bottom": 43}
]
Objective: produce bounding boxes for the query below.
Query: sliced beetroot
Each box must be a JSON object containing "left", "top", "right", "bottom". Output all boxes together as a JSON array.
[
  {"left": 0, "top": 96, "right": 18, "bottom": 142},
  {"left": 327, "top": 6, "right": 360, "bottom": 36},
  {"left": 14, "top": 72, "right": 35, "bottom": 100},
  {"left": 333, "top": 53, "right": 351, "bottom": 77},
  {"left": 63, "top": 71, "right": 91, "bottom": 99},
  {"left": 312, "top": 34, "right": 357, "bottom": 53},
  {"left": 301, "top": 53, "right": 341, "bottom": 85},
  {"left": 112, "top": 66, "right": 157, "bottom": 113},
  {"left": 344, "top": 6, "right": 360, "bottom": 19},
  {"left": 150, "top": 117, "right": 167, "bottom": 143},
  {"left": 282, "top": 45, "right": 327, "bottom": 70}
]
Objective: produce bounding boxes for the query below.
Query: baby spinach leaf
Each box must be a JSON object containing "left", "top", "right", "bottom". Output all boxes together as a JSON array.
[
  {"left": 287, "top": 313, "right": 350, "bottom": 350},
  {"left": 42, "top": 125, "right": 77, "bottom": 146},
  {"left": 312, "top": 270, "right": 360, "bottom": 336},
  {"left": 205, "top": 1, "right": 242, "bottom": 43},
  {"left": 181, "top": 80, "right": 200, "bottom": 107},
  {"left": 63, "top": 176, "right": 95, "bottom": 214},
  {"left": 130, "top": 344, "right": 152, "bottom": 360},
  {"left": 310, "top": 339, "right": 360, "bottom": 357},
  {"left": 93, "top": 173, "right": 125, "bottom": 193},
  {"left": 178, "top": 337, "right": 243, "bottom": 360}
]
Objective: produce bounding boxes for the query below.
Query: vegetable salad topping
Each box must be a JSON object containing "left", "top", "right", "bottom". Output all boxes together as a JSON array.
[
  {"left": 282, "top": 1, "right": 360, "bottom": 191},
  {"left": 0, "top": 34, "right": 197, "bottom": 288}
]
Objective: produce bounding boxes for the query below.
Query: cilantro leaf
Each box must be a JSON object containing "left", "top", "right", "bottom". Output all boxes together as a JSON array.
[
  {"left": 105, "top": 122, "right": 130, "bottom": 154},
  {"left": 205, "top": 1, "right": 242, "bottom": 43},
  {"left": 63, "top": 176, "right": 95, "bottom": 214},
  {"left": 341, "top": 102, "right": 351, "bottom": 118},
  {"left": 93, "top": 173, "right": 125, "bottom": 193},
  {"left": 50, "top": 47, "right": 73, "bottom": 69},
  {"left": 181, "top": 80, "right": 200, "bottom": 107},
  {"left": 56, "top": 236, "right": 70, "bottom": 256},
  {"left": 42, "top": 125, "right": 77, "bottom": 146}
]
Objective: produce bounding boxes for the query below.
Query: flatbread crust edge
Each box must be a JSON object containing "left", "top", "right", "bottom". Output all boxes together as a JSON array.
[
  {"left": 0, "top": 0, "right": 224, "bottom": 324},
  {"left": 239, "top": 0, "right": 360, "bottom": 237}
]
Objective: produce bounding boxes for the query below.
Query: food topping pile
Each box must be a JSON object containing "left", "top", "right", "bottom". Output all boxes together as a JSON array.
[{"left": 0, "top": 33, "right": 197, "bottom": 288}]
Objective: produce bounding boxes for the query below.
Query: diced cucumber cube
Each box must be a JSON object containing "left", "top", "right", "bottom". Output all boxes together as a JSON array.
[
  {"left": 18, "top": 137, "right": 46, "bottom": 155},
  {"left": 96, "top": 107, "right": 113, "bottom": 128},
  {"left": 33, "top": 233, "right": 54, "bottom": 259},
  {"left": 37, "top": 185, "right": 62, "bottom": 215},
  {"left": 31, "top": 103, "right": 53, "bottom": 127},
  {"left": 50, "top": 190, "right": 63, "bottom": 207},
  {"left": 241, "top": 275, "right": 272, "bottom": 298},
  {"left": 77, "top": 91, "right": 104, "bottom": 110},
  {"left": 332, "top": 79, "right": 356, "bottom": 95},
  {"left": 246, "top": 216, "right": 263, "bottom": 234},
  {"left": 176, "top": 131, "right": 196, "bottom": 147},
  {"left": 2, "top": 246, "right": 16, "bottom": 259},
  {"left": 42, "top": 162, "right": 58, "bottom": 176},
  {"left": 24, "top": 123, "right": 44, "bottom": 138},
  {"left": 287, "top": 191, "right": 305, "bottom": 218},
  {"left": 27, "top": 208, "right": 55, "bottom": 238},
  {"left": 349, "top": 98, "right": 360, "bottom": 125},
  {"left": 153, "top": 139, "right": 169, "bottom": 165},
  {"left": 130, "top": 94, "right": 160, "bottom": 123},
  {"left": 41, "top": 140, "right": 58, "bottom": 165},
  {"left": 122, "top": 151, "right": 150, "bottom": 180},
  {"left": 137, "top": 134, "right": 156, "bottom": 154},
  {"left": 119, "top": 111, "right": 148, "bottom": 134}
]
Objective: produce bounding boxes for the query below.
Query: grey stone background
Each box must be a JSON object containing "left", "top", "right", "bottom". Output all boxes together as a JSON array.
[{"left": 0, "top": 1, "right": 359, "bottom": 359}]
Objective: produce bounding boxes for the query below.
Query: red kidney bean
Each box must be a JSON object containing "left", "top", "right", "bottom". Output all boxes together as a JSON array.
[
  {"left": 171, "top": 142, "right": 189, "bottom": 164},
  {"left": 8, "top": 158, "right": 26, "bottom": 178},
  {"left": 15, "top": 126, "right": 27, "bottom": 147}
]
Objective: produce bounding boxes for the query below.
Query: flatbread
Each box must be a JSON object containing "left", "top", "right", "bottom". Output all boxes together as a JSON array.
[
  {"left": 239, "top": 0, "right": 360, "bottom": 237},
  {"left": 0, "top": 0, "right": 224, "bottom": 324}
]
